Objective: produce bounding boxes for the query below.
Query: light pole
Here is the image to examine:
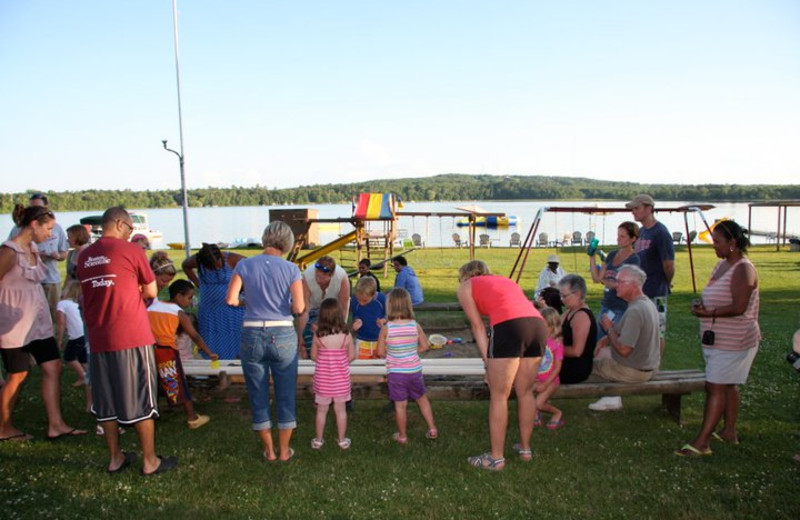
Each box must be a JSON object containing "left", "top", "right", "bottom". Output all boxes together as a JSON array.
[
  {"left": 162, "top": 140, "right": 190, "bottom": 258},
  {"left": 163, "top": 0, "right": 190, "bottom": 258}
]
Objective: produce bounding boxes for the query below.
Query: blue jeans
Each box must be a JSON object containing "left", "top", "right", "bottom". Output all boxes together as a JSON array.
[{"left": 239, "top": 325, "right": 298, "bottom": 430}]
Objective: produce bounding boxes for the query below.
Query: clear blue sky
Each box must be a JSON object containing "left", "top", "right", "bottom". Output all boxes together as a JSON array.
[{"left": 1, "top": 1, "right": 798, "bottom": 193}]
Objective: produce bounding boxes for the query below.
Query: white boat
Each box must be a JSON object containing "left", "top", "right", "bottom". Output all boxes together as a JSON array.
[
  {"left": 129, "top": 212, "right": 164, "bottom": 245},
  {"left": 79, "top": 211, "right": 163, "bottom": 248}
]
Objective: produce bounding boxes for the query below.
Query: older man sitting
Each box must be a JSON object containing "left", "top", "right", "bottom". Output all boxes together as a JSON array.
[{"left": 588, "top": 264, "right": 661, "bottom": 411}]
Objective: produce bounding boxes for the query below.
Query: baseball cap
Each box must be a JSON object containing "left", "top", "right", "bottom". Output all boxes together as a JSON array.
[{"left": 625, "top": 194, "right": 654, "bottom": 209}]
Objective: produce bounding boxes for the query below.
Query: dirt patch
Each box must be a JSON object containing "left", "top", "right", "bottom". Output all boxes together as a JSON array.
[{"left": 422, "top": 328, "right": 480, "bottom": 359}]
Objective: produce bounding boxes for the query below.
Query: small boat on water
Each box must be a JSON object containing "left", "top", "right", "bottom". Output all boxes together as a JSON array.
[
  {"left": 456, "top": 215, "right": 518, "bottom": 228},
  {"left": 79, "top": 211, "right": 163, "bottom": 248}
]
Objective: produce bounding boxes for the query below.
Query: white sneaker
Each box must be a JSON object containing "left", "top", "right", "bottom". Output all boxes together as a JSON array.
[{"left": 588, "top": 396, "right": 623, "bottom": 411}]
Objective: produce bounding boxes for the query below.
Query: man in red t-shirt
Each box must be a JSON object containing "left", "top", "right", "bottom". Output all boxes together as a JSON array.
[{"left": 78, "top": 206, "right": 177, "bottom": 476}]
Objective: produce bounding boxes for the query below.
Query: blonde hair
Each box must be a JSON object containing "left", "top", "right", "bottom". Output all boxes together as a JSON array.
[
  {"left": 150, "top": 251, "right": 177, "bottom": 276},
  {"left": 386, "top": 288, "right": 414, "bottom": 321},
  {"left": 354, "top": 276, "right": 377, "bottom": 298},
  {"left": 458, "top": 260, "right": 490, "bottom": 283},
  {"left": 539, "top": 307, "right": 562, "bottom": 340},
  {"left": 61, "top": 281, "right": 82, "bottom": 302}
]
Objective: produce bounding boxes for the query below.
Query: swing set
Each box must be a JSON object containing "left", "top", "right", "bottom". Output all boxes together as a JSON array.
[{"left": 509, "top": 204, "right": 715, "bottom": 293}]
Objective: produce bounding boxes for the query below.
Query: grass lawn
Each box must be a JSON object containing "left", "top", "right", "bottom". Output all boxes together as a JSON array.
[{"left": 2, "top": 244, "right": 799, "bottom": 519}]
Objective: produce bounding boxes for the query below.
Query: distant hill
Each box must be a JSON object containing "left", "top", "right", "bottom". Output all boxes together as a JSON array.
[{"left": 2, "top": 174, "right": 799, "bottom": 212}]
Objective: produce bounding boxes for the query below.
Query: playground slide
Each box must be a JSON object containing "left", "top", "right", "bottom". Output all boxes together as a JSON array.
[{"left": 294, "top": 230, "right": 359, "bottom": 268}]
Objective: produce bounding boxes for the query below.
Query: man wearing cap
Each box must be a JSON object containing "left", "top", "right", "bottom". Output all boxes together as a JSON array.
[
  {"left": 588, "top": 194, "right": 674, "bottom": 411},
  {"left": 8, "top": 193, "right": 68, "bottom": 321},
  {"left": 535, "top": 254, "right": 566, "bottom": 299}
]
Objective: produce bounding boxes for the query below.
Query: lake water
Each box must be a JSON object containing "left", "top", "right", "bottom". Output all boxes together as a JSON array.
[{"left": 3, "top": 200, "right": 797, "bottom": 249}]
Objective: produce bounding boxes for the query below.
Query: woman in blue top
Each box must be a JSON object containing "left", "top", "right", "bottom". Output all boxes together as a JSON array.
[
  {"left": 183, "top": 243, "right": 246, "bottom": 359},
  {"left": 588, "top": 222, "right": 640, "bottom": 339},
  {"left": 226, "top": 221, "right": 304, "bottom": 462}
]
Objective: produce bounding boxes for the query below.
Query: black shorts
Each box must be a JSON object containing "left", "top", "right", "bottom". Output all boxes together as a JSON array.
[
  {"left": 63, "top": 337, "right": 88, "bottom": 363},
  {"left": 90, "top": 345, "right": 160, "bottom": 425},
  {"left": 1, "top": 337, "right": 60, "bottom": 373},
  {"left": 488, "top": 317, "right": 547, "bottom": 359}
]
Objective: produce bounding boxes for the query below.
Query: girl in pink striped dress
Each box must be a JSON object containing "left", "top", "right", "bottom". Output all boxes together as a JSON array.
[
  {"left": 377, "top": 288, "right": 438, "bottom": 444},
  {"left": 311, "top": 298, "right": 356, "bottom": 450}
]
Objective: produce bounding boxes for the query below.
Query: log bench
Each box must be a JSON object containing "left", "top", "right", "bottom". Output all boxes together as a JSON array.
[{"left": 181, "top": 359, "right": 705, "bottom": 424}]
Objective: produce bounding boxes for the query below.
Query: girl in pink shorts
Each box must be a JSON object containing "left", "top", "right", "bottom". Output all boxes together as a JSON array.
[{"left": 311, "top": 298, "right": 356, "bottom": 450}]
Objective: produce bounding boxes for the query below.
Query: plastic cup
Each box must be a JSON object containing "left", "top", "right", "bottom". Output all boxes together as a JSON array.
[{"left": 210, "top": 360, "right": 220, "bottom": 369}]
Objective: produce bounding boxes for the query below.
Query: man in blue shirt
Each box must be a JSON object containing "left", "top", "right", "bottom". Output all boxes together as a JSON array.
[{"left": 391, "top": 256, "right": 424, "bottom": 306}]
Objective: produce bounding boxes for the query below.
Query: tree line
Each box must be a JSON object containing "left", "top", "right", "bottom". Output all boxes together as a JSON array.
[{"left": 2, "top": 174, "right": 798, "bottom": 212}]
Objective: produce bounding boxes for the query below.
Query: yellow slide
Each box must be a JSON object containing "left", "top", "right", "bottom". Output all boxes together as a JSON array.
[
  {"left": 293, "top": 230, "right": 358, "bottom": 269},
  {"left": 698, "top": 217, "right": 730, "bottom": 244}
]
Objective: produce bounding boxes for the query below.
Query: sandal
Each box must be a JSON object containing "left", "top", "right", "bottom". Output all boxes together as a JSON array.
[
  {"left": 546, "top": 419, "right": 565, "bottom": 430},
  {"left": 512, "top": 443, "right": 533, "bottom": 462},
  {"left": 467, "top": 452, "right": 505, "bottom": 471},
  {"left": 533, "top": 413, "right": 543, "bottom": 428},
  {"left": 674, "top": 443, "right": 712, "bottom": 457},
  {"left": 711, "top": 432, "right": 740, "bottom": 445},
  {"left": 311, "top": 438, "right": 325, "bottom": 450},
  {"left": 391, "top": 432, "right": 408, "bottom": 445},
  {"left": 338, "top": 437, "right": 351, "bottom": 450},
  {"left": 425, "top": 428, "right": 439, "bottom": 440}
]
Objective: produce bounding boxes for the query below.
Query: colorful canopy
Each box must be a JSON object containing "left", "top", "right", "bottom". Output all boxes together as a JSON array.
[{"left": 353, "top": 193, "right": 395, "bottom": 220}]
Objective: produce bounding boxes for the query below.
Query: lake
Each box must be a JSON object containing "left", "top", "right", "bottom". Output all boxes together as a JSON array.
[{"left": 3, "top": 200, "right": 797, "bottom": 249}]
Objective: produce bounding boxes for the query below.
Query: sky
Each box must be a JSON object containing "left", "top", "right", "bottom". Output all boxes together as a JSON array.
[{"left": 1, "top": 1, "right": 798, "bottom": 193}]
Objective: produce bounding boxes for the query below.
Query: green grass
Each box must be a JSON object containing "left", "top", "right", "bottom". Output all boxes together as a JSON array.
[{"left": 2, "top": 245, "right": 799, "bottom": 519}]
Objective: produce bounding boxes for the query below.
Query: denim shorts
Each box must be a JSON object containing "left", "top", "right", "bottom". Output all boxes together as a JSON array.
[{"left": 240, "top": 325, "right": 298, "bottom": 430}]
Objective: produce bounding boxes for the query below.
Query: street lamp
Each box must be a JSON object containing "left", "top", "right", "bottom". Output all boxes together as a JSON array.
[
  {"left": 162, "top": 139, "right": 190, "bottom": 258},
  {"left": 163, "top": 0, "right": 190, "bottom": 258}
]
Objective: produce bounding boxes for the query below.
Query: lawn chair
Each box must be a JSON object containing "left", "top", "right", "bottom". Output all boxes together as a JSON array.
[
  {"left": 571, "top": 231, "right": 583, "bottom": 246},
  {"left": 452, "top": 233, "right": 464, "bottom": 248},
  {"left": 412, "top": 233, "right": 424, "bottom": 247},
  {"left": 687, "top": 230, "right": 697, "bottom": 243},
  {"left": 509, "top": 232, "right": 521, "bottom": 248},
  {"left": 672, "top": 231, "right": 683, "bottom": 244},
  {"left": 478, "top": 234, "right": 491, "bottom": 248},
  {"left": 585, "top": 231, "right": 596, "bottom": 245},
  {"left": 536, "top": 232, "right": 549, "bottom": 247}
]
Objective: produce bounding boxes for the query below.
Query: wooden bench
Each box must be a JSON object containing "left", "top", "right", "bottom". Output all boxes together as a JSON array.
[{"left": 181, "top": 359, "right": 705, "bottom": 424}]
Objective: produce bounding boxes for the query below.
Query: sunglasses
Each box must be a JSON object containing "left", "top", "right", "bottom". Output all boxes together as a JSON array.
[{"left": 314, "top": 262, "right": 332, "bottom": 273}]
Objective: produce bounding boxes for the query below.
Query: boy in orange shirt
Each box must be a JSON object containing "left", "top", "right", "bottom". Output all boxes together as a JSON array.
[{"left": 148, "top": 279, "right": 218, "bottom": 429}]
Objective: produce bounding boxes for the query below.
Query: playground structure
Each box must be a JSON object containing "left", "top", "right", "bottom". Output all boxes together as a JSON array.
[
  {"left": 285, "top": 193, "right": 400, "bottom": 273},
  {"left": 282, "top": 193, "right": 511, "bottom": 273},
  {"left": 509, "top": 204, "right": 715, "bottom": 293}
]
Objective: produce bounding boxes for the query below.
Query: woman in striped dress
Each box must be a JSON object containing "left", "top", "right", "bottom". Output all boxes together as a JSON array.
[
  {"left": 377, "top": 288, "right": 438, "bottom": 444},
  {"left": 676, "top": 220, "right": 760, "bottom": 456},
  {"left": 310, "top": 298, "right": 355, "bottom": 450}
]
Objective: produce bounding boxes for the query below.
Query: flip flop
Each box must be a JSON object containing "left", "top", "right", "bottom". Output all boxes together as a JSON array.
[
  {"left": 425, "top": 428, "right": 438, "bottom": 440},
  {"left": 141, "top": 455, "right": 178, "bottom": 476},
  {"left": 279, "top": 448, "right": 295, "bottom": 462},
  {"left": 0, "top": 432, "right": 33, "bottom": 442},
  {"left": 108, "top": 451, "right": 137, "bottom": 474},
  {"left": 47, "top": 428, "right": 89, "bottom": 441},
  {"left": 711, "top": 432, "right": 740, "bottom": 445},
  {"left": 391, "top": 433, "right": 408, "bottom": 445},
  {"left": 546, "top": 419, "right": 565, "bottom": 430},
  {"left": 674, "top": 444, "right": 712, "bottom": 457}
]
